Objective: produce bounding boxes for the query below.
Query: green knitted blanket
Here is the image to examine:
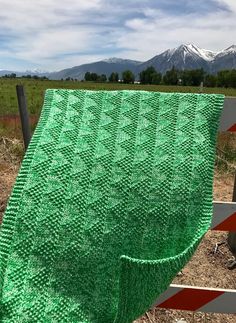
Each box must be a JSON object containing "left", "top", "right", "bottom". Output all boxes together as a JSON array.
[{"left": 0, "top": 89, "right": 224, "bottom": 322}]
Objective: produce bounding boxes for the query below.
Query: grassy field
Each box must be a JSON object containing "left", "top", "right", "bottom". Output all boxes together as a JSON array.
[
  {"left": 1, "top": 78, "right": 236, "bottom": 116},
  {"left": 0, "top": 78, "right": 236, "bottom": 168}
]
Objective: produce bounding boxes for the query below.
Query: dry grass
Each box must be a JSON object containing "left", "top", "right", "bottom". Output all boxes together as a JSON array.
[{"left": 0, "top": 137, "right": 23, "bottom": 221}]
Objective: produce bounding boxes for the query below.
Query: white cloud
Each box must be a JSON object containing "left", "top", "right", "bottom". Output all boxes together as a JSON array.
[
  {"left": 216, "top": 0, "right": 236, "bottom": 13},
  {"left": 119, "top": 8, "right": 236, "bottom": 61},
  {"left": 0, "top": 0, "right": 108, "bottom": 69},
  {"left": 0, "top": 0, "right": 236, "bottom": 70},
  {"left": 0, "top": 0, "right": 101, "bottom": 29}
]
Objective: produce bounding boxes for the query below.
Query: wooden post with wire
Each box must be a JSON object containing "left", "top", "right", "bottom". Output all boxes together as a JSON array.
[
  {"left": 227, "top": 172, "right": 236, "bottom": 268},
  {"left": 16, "top": 85, "right": 31, "bottom": 150}
]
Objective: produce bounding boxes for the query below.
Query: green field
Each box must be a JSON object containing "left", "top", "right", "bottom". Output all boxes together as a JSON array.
[
  {"left": 1, "top": 78, "right": 236, "bottom": 116},
  {"left": 0, "top": 78, "right": 235, "bottom": 171}
]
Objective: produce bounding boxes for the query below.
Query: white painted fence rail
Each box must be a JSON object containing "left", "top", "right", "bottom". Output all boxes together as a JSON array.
[
  {"left": 156, "top": 285, "right": 236, "bottom": 313},
  {"left": 219, "top": 97, "right": 236, "bottom": 132},
  {"left": 212, "top": 201, "right": 236, "bottom": 231}
]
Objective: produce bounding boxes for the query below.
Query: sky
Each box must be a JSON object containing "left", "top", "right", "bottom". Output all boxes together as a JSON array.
[{"left": 0, "top": 0, "right": 236, "bottom": 71}]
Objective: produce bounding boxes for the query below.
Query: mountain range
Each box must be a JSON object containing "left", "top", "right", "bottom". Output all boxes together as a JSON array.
[{"left": 1, "top": 44, "right": 236, "bottom": 80}]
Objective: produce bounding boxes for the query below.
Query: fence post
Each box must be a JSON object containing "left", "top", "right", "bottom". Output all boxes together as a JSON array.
[
  {"left": 227, "top": 172, "right": 236, "bottom": 265},
  {"left": 199, "top": 81, "right": 204, "bottom": 93},
  {"left": 16, "top": 85, "right": 31, "bottom": 150}
]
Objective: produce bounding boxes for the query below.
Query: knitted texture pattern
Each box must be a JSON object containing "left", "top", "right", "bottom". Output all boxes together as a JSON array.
[{"left": 0, "top": 90, "right": 224, "bottom": 322}]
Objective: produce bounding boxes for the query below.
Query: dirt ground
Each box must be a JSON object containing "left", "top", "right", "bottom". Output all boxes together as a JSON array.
[{"left": 0, "top": 140, "right": 236, "bottom": 323}]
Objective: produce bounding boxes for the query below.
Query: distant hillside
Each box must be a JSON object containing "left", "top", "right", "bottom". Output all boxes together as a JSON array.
[
  {"left": 2, "top": 44, "right": 236, "bottom": 80},
  {"left": 211, "top": 45, "right": 236, "bottom": 72},
  {"left": 0, "top": 69, "right": 50, "bottom": 78},
  {"left": 137, "top": 44, "right": 213, "bottom": 74},
  {"left": 48, "top": 44, "right": 236, "bottom": 80},
  {"left": 49, "top": 59, "right": 141, "bottom": 80}
]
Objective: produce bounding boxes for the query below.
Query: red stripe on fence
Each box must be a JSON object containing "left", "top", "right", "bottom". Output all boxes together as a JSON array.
[
  {"left": 158, "top": 288, "right": 224, "bottom": 311},
  {"left": 213, "top": 212, "right": 236, "bottom": 231},
  {"left": 228, "top": 124, "right": 236, "bottom": 132}
]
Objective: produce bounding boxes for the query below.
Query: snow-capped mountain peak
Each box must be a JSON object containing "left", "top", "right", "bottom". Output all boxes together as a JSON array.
[
  {"left": 25, "top": 68, "right": 50, "bottom": 75},
  {"left": 224, "top": 45, "right": 236, "bottom": 53},
  {"left": 102, "top": 57, "right": 141, "bottom": 64},
  {"left": 162, "top": 44, "right": 217, "bottom": 65},
  {"left": 215, "top": 44, "right": 236, "bottom": 58},
  {"left": 102, "top": 57, "right": 125, "bottom": 63},
  {"left": 175, "top": 44, "right": 216, "bottom": 61}
]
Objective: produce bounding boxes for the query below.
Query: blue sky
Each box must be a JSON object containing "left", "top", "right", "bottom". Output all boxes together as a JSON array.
[{"left": 0, "top": 0, "right": 236, "bottom": 71}]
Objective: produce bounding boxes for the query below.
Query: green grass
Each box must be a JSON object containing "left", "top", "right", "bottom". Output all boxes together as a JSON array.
[
  {"left": 1, "top": 78, "right": 236, "bottom": 116},
  {"left": 0, "top": 78, "right": 235, "bottom": 167}
]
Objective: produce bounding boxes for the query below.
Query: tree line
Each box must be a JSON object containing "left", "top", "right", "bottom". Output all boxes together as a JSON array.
[
  {"left": 1, "top": 73, "right": 49, "bottom": 80},
  {"left": 160, "top": 67, "right": 236, "bottom": 88},
  {"left": 84, "top": 66, "right": 236, "bottom": 88},
  {"left": 84, "top": 71, "right": 134, "bottom": 83},
  {"left": 2, "top": 67, "right": 236, "bottom": 88}
]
